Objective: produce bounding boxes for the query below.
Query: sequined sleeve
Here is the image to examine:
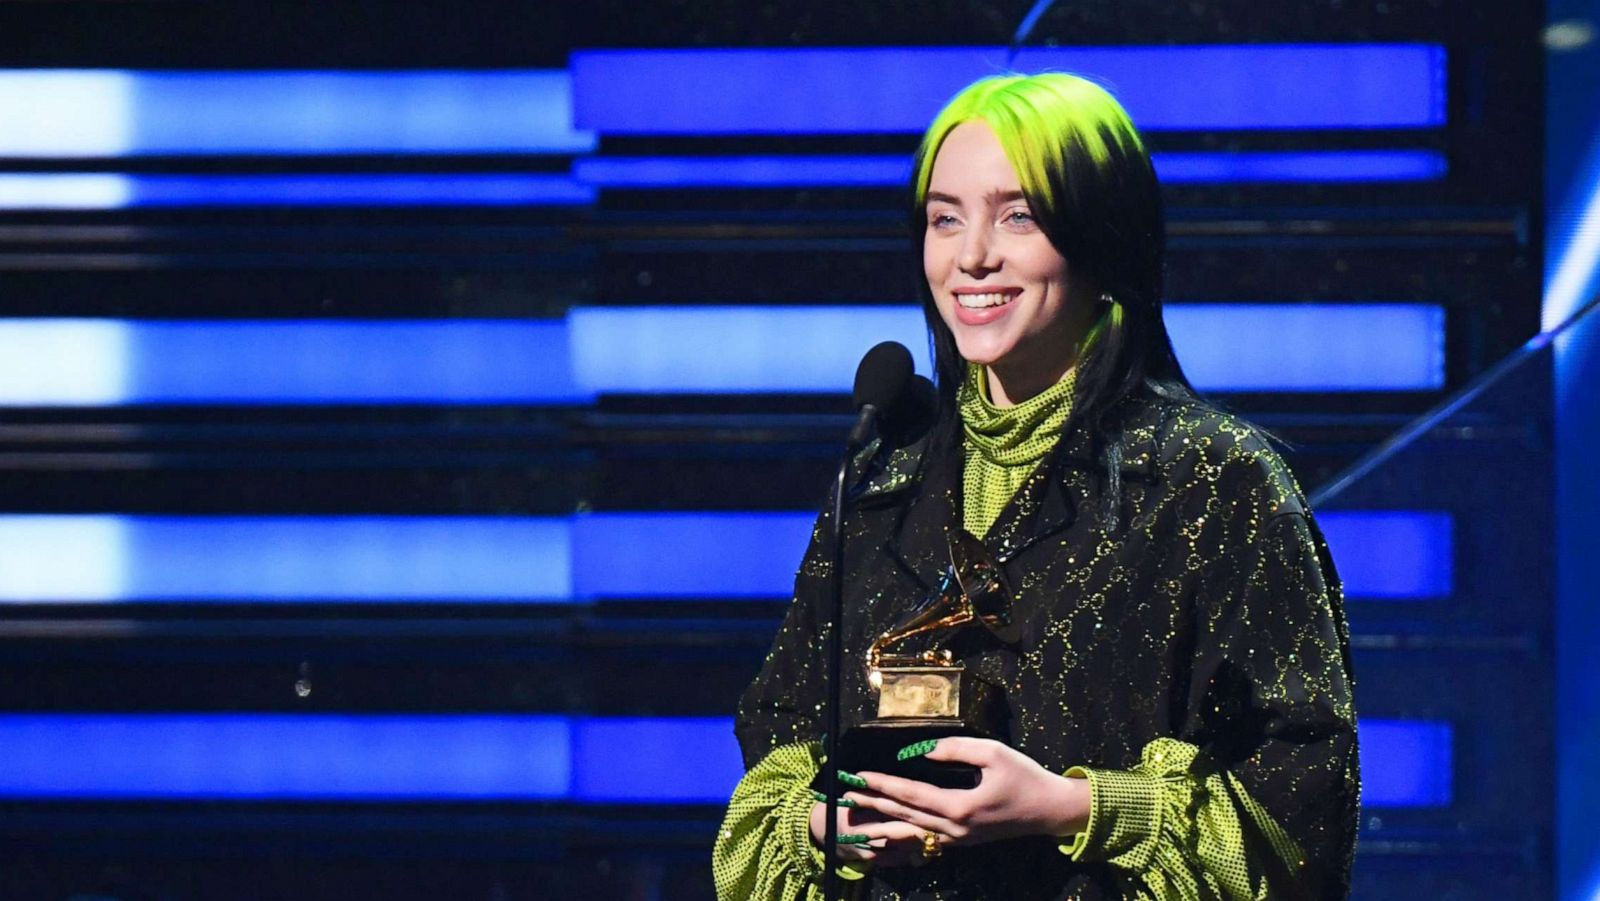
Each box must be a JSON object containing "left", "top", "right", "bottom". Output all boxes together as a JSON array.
[
  {"left": 1062, "top": 507, "right": 1359, "bottom": 900},
  {"left": 733, "top": 506, "right": 832, "bottom": 765},
  {"left": 718, "top": 509, "right": 848, "bottom": 899},
  {"left": 713, "top": 741, "right": 869, "bottom": 901}
]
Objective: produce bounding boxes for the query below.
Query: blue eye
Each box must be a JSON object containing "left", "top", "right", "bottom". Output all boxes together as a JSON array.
[{"left": 1006, "top": 210, "right": 1036, "bottom": 225}]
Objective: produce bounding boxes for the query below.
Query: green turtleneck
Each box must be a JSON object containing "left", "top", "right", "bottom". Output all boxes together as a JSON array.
[{"left": 958, "top": 363, "right": 1077, "bottom": 537}]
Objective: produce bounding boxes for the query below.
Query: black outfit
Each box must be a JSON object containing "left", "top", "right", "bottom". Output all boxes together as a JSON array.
[{"left": 733, "top": 394, "right": 1360, "bottom": 900}]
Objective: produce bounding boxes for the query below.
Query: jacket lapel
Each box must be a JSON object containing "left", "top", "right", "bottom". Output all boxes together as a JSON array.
[
  {"left": 852, "top": 400, "right": 1166, "bottom": 592},
  {"left": 878, "top": 437, "right": 958, "bottom": 596},
  {"left": 984, "top": 408, "right": 1164, "bottom": 562}
]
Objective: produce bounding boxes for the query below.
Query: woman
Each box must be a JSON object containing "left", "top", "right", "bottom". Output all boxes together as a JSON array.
[{"left": 714, "top": 72, "right": 1359, "bottom": 901}]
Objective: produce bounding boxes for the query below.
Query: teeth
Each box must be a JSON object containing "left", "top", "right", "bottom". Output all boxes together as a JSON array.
[{"left": 956, "top": 292, "right": 1013, "bottom": 309}]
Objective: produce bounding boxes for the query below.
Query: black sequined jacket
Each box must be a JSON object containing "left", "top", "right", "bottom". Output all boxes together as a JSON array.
[{"left": 732, "top": 393, "right": 1360, "bottom": 900}]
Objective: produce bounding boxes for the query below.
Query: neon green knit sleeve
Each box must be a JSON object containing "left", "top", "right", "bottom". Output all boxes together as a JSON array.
[
  {"left": 712, "top": 741, "right": 866, "bottom": 901},
  {"left": 1055, "top": 513, "right": 1344, "bottom": 899},
  {"left": 1052, "top": 492, "right": 1357, "bottom": 899},
  {"left": 1059, "top": 737, "right": 1306, "bottom": 901}
]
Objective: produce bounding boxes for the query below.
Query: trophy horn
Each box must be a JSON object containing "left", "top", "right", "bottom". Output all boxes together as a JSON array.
[
  {"left": 867, "top": 530, "right": 1019, "bottom": 670},
  {"left": 947, "top": 529, "right": 1021, "bottom": 644}
]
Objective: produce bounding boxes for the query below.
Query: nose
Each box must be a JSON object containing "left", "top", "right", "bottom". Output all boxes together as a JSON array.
[{"left": 957, "top": 223, "right": 1000, "bottom": 275}]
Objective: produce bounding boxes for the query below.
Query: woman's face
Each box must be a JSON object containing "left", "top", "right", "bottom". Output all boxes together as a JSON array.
[{"left": 923, "top": 120, "right": 1092, "bottom": 395}]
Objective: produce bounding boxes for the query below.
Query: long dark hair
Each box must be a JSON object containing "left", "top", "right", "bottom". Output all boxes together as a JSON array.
[{"left": 910, "top": 73, "right": 1202, "bottom": 518}]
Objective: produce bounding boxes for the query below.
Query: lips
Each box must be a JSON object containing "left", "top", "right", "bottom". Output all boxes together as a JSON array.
[{"left": 949, "top": 288, "right": 1020, "bottom": 326}]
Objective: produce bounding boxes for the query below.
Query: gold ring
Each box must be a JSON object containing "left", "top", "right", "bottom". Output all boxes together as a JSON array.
[{"left": 921, "top": 831, "right": 942, "bottom": 860}]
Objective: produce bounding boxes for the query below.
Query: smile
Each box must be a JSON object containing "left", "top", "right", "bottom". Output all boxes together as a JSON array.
[{"left": 954, "top": 291, "right": 1018, "bottom": 310}]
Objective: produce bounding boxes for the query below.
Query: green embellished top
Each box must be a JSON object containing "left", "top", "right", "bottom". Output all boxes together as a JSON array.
[
  {"left": 715, "top": 376, "right": 1359, "bottom": 900},
  {"left": 959, "top": 363, "right": 1079, "bottom": 538}
]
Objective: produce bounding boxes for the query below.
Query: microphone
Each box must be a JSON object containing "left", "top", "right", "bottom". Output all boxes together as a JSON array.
[
  {"left": 880, "top": 374, "right": 938, "bottom": 450},
  {"left": 847, "top": 341, "right": 915, "bottom": 449},
  {"left": 824, "top": 341, "right": 927, "bottom": 901}
]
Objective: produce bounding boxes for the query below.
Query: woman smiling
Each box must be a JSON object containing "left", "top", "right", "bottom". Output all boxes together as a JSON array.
[{"left": 714, "top": 72, "right": 1359, "bottom": 901}]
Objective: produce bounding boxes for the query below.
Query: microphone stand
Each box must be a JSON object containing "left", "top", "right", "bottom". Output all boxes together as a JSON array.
[{"left": 823, "top": 402, "right": 878, "bottom": 901}]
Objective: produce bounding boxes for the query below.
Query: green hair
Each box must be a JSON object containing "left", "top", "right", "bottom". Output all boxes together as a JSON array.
[{"left": 911, "top": 73, "right": 1147, "bottom": 235}]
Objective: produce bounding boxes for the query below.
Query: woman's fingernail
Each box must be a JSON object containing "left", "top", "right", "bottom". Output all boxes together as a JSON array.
[
  {"left": 811, "top": 790, "right": 859, "bottom": 808},
  {"left": 896, "top": 739, "right": 939, "bottom": 761},
  {"left": 836, "top": 770, "right": 868, "bottom": 789},
  {"left": 837, "top": 834, "right": 870, "bottom": 845}
]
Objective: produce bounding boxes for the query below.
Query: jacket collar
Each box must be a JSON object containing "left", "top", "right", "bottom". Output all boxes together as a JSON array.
[
  {"left": 856, "top": 399, "right": 1168, "bottom": 595},
  {"left": 850, "top": 401, "right": 1164, "bottom": 506},
  {"left": 848, "top": 437, "right": 932, "bottom": 504}
]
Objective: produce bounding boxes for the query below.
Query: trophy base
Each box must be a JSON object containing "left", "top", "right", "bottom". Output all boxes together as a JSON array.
[{"left": 815, "top": 720, "right": 989, "bottom": 791}]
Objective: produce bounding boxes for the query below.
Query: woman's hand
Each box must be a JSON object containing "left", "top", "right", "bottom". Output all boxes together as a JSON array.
[
  {"left": 808, "top": 797, "right": 928, "bottom": 869},
  {"left": 839, "top": 737, "right": 1091, "bottom": 853}
]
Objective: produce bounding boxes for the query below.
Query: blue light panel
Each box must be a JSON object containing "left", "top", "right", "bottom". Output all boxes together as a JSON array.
[
  {"left": 567, "top": 306, "right": 934, "bottom": 394},
  {"left": 572, "top": 512, "right": 814, "bottom": 599},
  {"left": 0, "top": 71, "right": 134, "bottom": 157},
  {"left": 0, "top": 508, "right": 1442, "bottom": 604},
  {"left": 0, "top": 150, "right": 1445, "bottom": 210},
  {"left": 1153, "top": 150, "right": 1447, "bottom": 184},
  {"left": 1011, "top": 45, "right": 1446, "bottom": 131},
  {"left": 0, "top": 70, "right": 594, "bottom": 157},
  {"left": 572, "top": 304, "right": 1445, "bottom": 394},
  {"left": 0, "top": 320, "right": 131, "bottom": 406},
  {"left": 0, "top": 516, "right": 129, "bottom": 601},
  {"left": 0, "top": 173, "right": 135, "bottom": 209},
  {"left": 0, "top": 515, "right": 572, "bottom": 602},
  {"left": 0, "top": 714, "right": 1443, "bottom": 806},
  {"left": 0, "top": 173, "right": 594, "bottom": 209},
  {"left": 1318, "top": 511, "right": 1454, "bottom": 599},
  {"left": 572, "top": 45, "right": 1445, "bottom": 134},
  {"left": 0, "top": 305, "right": 1444, "bottom": 407},
  {"left": 126, "top": 320, "right": 589, "bottom": 405},
  {"left": 573, "top": 155, "right": 912, "bottom": 188},
  {"left": 1165, "top": 304, "right": 1445, "bottom": 391},
  {"left": 1361, "top": 718, "right": 1453, "bottom": 807},
  {"left": 0, "top": 51, "right": 1440, "bottom": 157},
  {"left": 0, "top": 319, "right": 589, "bottom": 406},
  {"left": 0, "top": 714, "right": 572, "bottom": 800},
  {"left": 571, "top": 718, "right": 743, "bottom": 802},
  {"left": 572, "top": 150, "right": 1446, "bottom": 190}
]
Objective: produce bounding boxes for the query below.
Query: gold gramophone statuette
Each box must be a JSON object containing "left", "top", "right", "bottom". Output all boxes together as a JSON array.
[
  {"left": 817, "top": 528, "right": 1017, "bottom": 791},
  {"left": 865, "top": 528, "right": 1018, "bottom": 727}
]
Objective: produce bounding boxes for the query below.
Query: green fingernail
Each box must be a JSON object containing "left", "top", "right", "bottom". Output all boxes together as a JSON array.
[
  {"left": 896, "top": 739, "right": 939, "bottom": 761},
  {"left": 810, "top": 790, "right": 859, "bottom": 808},
  {"left": 836, "top": 770, "right": 868, "bottom": 789},
  {"left": 837, "top": 834, "right": 870, "bottom": 845}
]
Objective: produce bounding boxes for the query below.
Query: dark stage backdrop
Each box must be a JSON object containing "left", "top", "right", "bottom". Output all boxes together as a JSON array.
[{"left": 0, "top": 2, "right": 1558, "bottom": 899}]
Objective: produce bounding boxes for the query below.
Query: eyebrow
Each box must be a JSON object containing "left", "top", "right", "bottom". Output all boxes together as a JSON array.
[{"left": 924, "top": 189, "right": 1028, "bottom": 207}]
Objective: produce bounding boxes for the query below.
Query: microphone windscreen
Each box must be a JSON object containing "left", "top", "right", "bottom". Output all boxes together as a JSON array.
[
  {"left": 852, "top": 341, "right": 914, "bottom": 411},
  {"left": 880, "top": 374, "right": 939, "bottom": 448}
]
